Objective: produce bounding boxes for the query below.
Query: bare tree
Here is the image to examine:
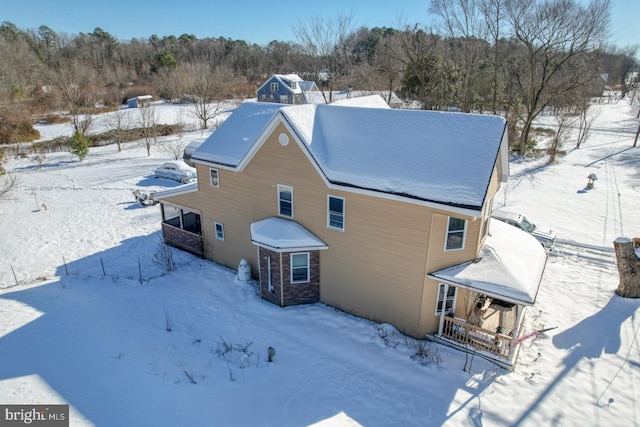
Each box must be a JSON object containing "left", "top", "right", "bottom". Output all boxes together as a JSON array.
[
  {"left": 52, "top": 60, "right": 100, "bottom": 135},
  {"left": 293, "top": 12, "right": 357, "bottom": 103},
  {"left": 506, "top": 0, "right": 611, "bottom": 155},
  {"left": 137, "top": 106, "right": 159, "bottom": 156},
  {"left": 183, "top": 63, "right": 230, "bottom": 129},
  {"left": 548, "top": 109, "right": 576, "bottom": 163},
  {"left": 0, "top": 173, "right": 19, "bottom": 199},
  {"left": 103, "top": 108, "right": 133, "bottom": 151},
  {"left": 575, "top": 99, "right": 599, "bottom": 148}
]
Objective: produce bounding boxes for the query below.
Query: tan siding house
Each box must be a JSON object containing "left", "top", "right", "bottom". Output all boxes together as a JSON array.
[{"left": 155, "top": 99, "right": 547, "bottom": 370}]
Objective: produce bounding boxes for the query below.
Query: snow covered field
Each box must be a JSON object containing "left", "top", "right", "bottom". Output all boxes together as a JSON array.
[{"left": 0, "top": 99, "right": 639, "bottom": 426}]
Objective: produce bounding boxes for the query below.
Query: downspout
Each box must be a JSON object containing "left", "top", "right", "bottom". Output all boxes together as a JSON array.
[
  {"left": 279, "top": 253, "right": 284, "bottom": 306},
  {"left": 437, "top": 283, "right": 449, "bottom": 337}
]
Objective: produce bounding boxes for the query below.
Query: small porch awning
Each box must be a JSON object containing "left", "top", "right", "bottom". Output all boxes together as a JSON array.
[
  {"left": 429, "top": 219, "right": 547, "bottom": 306},
  {"left": 154, "top": 182, "right": 198, "bottom": 199},
  {"left": 250, "top": 217, "right": 328, "bottom": 252}
]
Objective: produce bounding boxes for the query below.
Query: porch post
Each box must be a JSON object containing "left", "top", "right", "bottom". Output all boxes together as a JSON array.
[
  {"left": 510, "top": 305, "right": 523, "bottom": 361},
  {"left": 437, "top": 283, "right": 449, "bottom": 336}
]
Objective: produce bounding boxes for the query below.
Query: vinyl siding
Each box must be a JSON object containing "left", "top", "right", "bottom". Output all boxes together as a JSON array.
[{"left": 162, "top": 119, "right": 504, "bottom": 338}]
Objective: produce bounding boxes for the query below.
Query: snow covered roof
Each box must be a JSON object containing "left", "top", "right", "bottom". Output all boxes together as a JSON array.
[
  {"left": 153, "top": 182, "right": 198, "bottom": 199},
  {"left": 331, "top": 95, "right": 390, "bottom": 109},
  {"left": 191, "top": 101, "right": 506, "bottom": 212},
  {"left": 250, "top": 217, "right": 328, "bottom": 252},
  {"left": 191, "top": 102, "right": 285, "bottom": 167},
  {"left": 281, "top": 104, "right": 506, "bottom": 211},
  {"left": 429, "top": 219, "right": 547, "bottom": 305},
  {"left": 303, "top": 90, "right": 402, "bottom": 106}
]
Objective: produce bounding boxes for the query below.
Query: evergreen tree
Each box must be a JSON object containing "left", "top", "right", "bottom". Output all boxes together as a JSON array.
[{"left": 70, "top": 131, "right": 89, "bottom": 161}]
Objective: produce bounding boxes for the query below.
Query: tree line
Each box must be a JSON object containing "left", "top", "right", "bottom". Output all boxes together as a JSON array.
[{"left": 0, "top": 0, "right": 637, "bottom": 157}]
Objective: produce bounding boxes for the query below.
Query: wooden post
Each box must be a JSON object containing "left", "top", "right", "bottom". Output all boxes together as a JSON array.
[{"left": 613, "top": 237, "right": 640, "bottom": 298}]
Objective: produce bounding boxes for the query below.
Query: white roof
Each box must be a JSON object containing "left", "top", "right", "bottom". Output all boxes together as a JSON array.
[
  {"left": 429, "top": 219, "right": 547, "bottom": 305},
  {"left": 250, "top": 217, "right": 328, "bottom": 252},
  {"left": 154, "top": 182, "right": 198, "bottom": 199},
  {"left": 281, "top": 104, "right": 506, "bottom": 211},
  {"left": 192, "top": 102, "right": 285, "bottom": 166},
  {"left": 331, "top": 95, "right": 391, "bottom": 109},
  {"left": 191, "top": 101, "right": 506, "bottom": 212}
]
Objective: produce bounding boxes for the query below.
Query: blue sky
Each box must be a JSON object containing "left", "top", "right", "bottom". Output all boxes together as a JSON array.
[{"left": 1, "top": 0, "right": 637, "bottom": 48}]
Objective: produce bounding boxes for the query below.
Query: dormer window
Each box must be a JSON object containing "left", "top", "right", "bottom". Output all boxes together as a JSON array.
[{"left": 290, "top": 81, "right": 297, "bottom": 89}]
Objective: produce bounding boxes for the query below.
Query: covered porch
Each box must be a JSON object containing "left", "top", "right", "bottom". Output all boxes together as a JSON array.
[{"left": 428, "top": 219, "right": 547, "bottom": 370}]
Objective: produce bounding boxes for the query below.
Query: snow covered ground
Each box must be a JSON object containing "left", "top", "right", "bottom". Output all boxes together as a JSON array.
[{"left": 0, "top": 99, "right": 639, "bottom": 426}]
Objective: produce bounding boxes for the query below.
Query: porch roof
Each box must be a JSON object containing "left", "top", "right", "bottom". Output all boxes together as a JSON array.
[
  {"left": 428, "top": 219, "right": 547, "bottom": 306},
  {"left": 250, "top": 217, "right": 328, "bottom": 253}
]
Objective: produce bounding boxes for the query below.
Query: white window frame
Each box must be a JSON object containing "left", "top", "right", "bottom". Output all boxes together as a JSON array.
[
  {"left": 278, "top": 184, "right": 293, "bottom": 218},
  {"left": 445, "top": 216, "right": 467, "bottom": 251},
  {"left": 214, "top": 222, "right": 224, "bottom": 241},
  {"left": 280, "top": 95, "right": 288, "bottom": 103},
  {"left": 435, "top": 283, "right": 457, "bottom": 316},
  {"left": 209, "top": 168, "right": 219, "bottom": 188},
  {"left": 271, "top": 82, "right": 279, "bottom": 91},
  {"left": 290, "top": 252, "right": 310, "bottom": 284},
  {"left": 327, "top": 195, "right": 345, "bottom": 231}
]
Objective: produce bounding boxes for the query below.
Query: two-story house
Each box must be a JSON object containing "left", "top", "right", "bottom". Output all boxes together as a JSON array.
[
  {"left": 155, "top": 98, "right": 547, "bottom": 369},
  {"left": 256, "top": 74, "right": 319, "bottom": 105}
]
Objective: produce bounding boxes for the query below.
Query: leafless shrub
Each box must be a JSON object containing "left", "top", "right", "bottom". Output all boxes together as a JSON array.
[
  {"left": 152, "top": 240, "right": 175, "bottom": 272},
  {"left": 410, "top": 341, "right": 442, "bottom": 366},
  {"left": 163, "top": 305, "right": 175, "bottom": 332}
]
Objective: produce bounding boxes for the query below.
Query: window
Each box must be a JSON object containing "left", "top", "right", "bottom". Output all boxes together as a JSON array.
[
  {"left": 280, "top": 95, "right": 288, "bottom": 103},
  {"left": 209, "top": 168, "right": 219, "bottom": 188},
  {"left": 445, "top": 216, "right": 467, "bottom": 250},
  {"left": 278, "top": 185, "right": 293, "bottom": 218},
  {"left": 327, "top": 195, "right": 345, "bottom": 230},
  {"left": 214, "top": 222, "right": 224, "bottom": 240},
  {"left": 271, "top": 82, "right": 279, "bottom": 91},
  {"left": 162, "top": 204, "right": 181, "bottom": 228},
  {"left": 290, "top": 81, "right": 297, "bottom": 89},
  {"left": 435, "top": 283, "right": 457, "bottom": 315},
  {"left": 290, "top": 253, "right": 309, "bottom": 283},
  {"left": 481, "top": 199, "right": 492, "bottom": 238}
]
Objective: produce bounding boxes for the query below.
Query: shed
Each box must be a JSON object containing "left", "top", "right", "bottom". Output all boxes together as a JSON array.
[{"left": 127, "top": 95, "right": 153, "bottom": 108}]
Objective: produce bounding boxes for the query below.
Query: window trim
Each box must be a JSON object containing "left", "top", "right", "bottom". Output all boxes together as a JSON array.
[
  {"left": 327, "top": 195, "right": 345, "bottom": 231},
  {"left": 214, "top": 222, "right": 224, "bottom": 241},
  {"left": 209, "top": 168, "right": 220, "bottom": 188},
  {"left": 271, "top": 82, "right": 279, "bottom": 91},
  {"left": 290, "top": 252, "right": 310, "bottom": 284},
  {"left": 435, "top": 283, "right": 457, "bottom": 316},
  {"left": 278, "top": 184, "right": 293, "bottom": 218},
  {"left": 444, "top": 216, "right": 467, "bottom": 251}
]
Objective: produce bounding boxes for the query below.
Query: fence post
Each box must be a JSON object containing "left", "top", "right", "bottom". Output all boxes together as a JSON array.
[
  {"left": 10, "top": 265, "right": 19, "bottom": 286},
  {"left": 100, "top": 257, "right": 106, "bottom": 276},
  {"left": 62, "top": 256, "right": 69, "bottom": 275},
  {"left": 138, "top": 256, "right": 143, "bottom": 284}
]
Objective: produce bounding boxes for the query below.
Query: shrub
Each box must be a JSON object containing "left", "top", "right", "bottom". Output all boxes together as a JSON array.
[{"left": 69, "top": 131, "right": 89, "bottom": 161}]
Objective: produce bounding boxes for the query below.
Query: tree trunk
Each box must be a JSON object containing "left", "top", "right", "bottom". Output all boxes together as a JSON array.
[{"left": 614, "top": 237, "right": 640, "bottom": 298}]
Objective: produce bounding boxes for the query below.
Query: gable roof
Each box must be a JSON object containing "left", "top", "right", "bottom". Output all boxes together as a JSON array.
[
  {"left": 191, "top": 102, "right": 285, "bottom": 167},
  {"left": 192, "top": 101, "right": 507, "bottom": 213},
  {"left": 280, "top": 104, "right": 507, "bottom": 212}
]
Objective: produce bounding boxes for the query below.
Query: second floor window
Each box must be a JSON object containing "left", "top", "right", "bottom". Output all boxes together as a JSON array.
[
  {"left": 327, "top": 195, "right": 345, "bottom": 230},
  {"left": 271, "top": 82, "right": 279, "bottom": 91},
  {"left": 210, "top": 168, "right": 219, "bottom": 187},
  {"left": 445, "top": 216, "right": 467, "bottom": 250},
  {"left": 278, "top": 185, "right": 293, "bottom": 218}
]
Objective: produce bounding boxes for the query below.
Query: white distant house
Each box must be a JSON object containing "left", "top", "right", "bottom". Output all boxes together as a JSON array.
[
  {"left": 127, "top": 95, "right": 153, "bottom": 108},
  {"left": 155, "top": 100, "right": 547, "bottom": 370}
]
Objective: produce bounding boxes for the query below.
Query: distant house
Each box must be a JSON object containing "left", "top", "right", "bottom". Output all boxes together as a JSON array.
[
  {"left": 155, "top": 100, "right": 547, "bottom": 369},
  {"left": 127, "top": 95, "right": 153, "bottom": 108},
  {"left": 256, "top": 74, "right": 320, "bottom": 105}
]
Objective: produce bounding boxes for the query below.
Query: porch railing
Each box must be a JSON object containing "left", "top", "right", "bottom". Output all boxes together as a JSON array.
[{"left": 441, "top": 316, "right": 513, "bottom": 359}]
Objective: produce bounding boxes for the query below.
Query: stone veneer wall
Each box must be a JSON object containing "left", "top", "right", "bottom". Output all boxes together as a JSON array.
[
  {"left": 162, "top": 223, "right": 204, "bottom": 257},
  {"left": 258, "top": 247, "right": 320, "bottom": 306}
]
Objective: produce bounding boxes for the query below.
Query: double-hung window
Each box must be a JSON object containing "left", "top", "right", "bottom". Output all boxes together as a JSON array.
[
  {"left": 271, "top": 82, "right": 279, "bottom": 91},
  {"left": 290, "top": 253, "right": 310, "bottom": 283},
  {"left": 445, "top": 216, "right": 467, "bottom": 250},
  {"left": 214, "top": 222, "right": 224, "bottom": 240},
  {"left": 210, "top": 168, "right": 219, "bottom": 188},
  {"left": 278, "top": 185, "right": 293, "bottom": 218},
  {"left": 327, "top": 195, "right": 345, "bottom": 230},
  {"left": 435, "top": 283, "right": 456, "bottom": 315}
]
